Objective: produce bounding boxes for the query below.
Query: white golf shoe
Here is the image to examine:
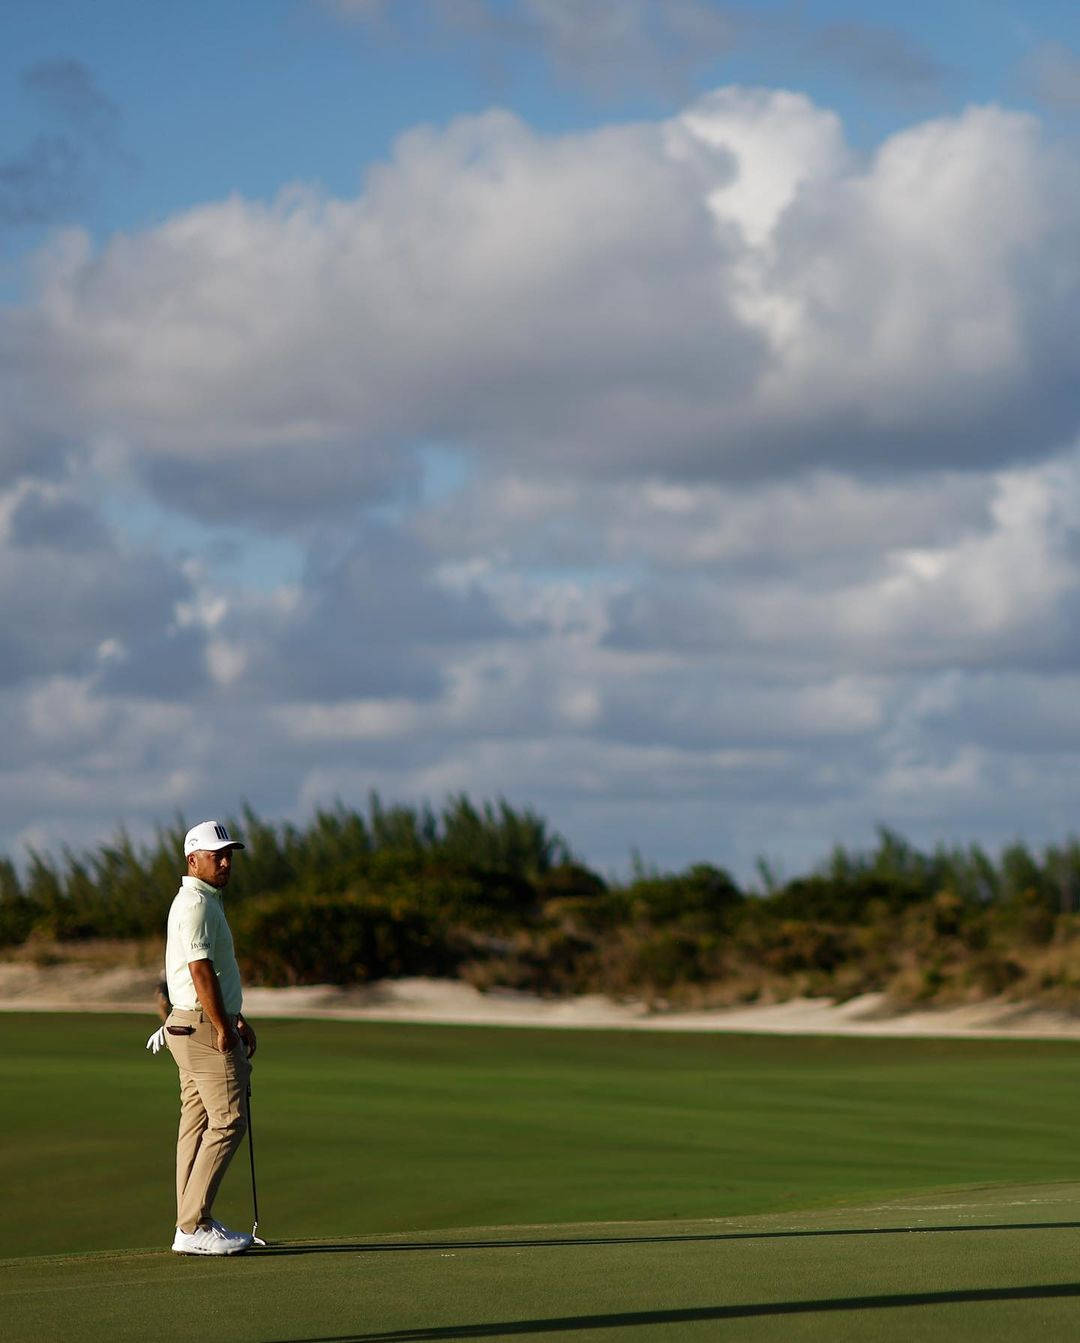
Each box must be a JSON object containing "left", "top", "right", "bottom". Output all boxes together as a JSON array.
[{"left": 172, "top": 1222, "right": 254, "bottom": 1255}]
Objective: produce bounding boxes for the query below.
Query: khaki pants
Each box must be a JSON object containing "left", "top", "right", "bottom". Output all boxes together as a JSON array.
[{"left": 164, "top": 1008, "right": 252, "bottom": 1234}]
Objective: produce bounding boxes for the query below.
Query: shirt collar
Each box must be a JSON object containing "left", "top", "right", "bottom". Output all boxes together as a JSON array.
[{"left": 182, "top": 875, "right": 223, "bottom": 900}]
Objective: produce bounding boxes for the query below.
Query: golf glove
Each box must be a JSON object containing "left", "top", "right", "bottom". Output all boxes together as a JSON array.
[{"left": 145, "top": 1026, "right": 167, "bottom": 1055}]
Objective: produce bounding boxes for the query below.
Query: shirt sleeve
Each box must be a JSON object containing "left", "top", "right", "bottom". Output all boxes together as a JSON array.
[{"left": 176, "top": 899, "right": 215, "bottom": 963}]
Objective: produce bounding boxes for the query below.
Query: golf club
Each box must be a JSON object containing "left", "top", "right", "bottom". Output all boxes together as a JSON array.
[{"left": 246, "top": 1082, "right": 267, "bottom": 1246}]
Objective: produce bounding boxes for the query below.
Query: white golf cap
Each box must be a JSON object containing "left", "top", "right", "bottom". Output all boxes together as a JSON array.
[{"left": 184, "top": 820, "right": 246, "bottom": 856}]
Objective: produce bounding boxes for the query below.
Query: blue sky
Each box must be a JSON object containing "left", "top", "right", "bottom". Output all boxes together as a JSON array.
[{"left": 4, "top": 0, "right": 1080, "bottom": 882}]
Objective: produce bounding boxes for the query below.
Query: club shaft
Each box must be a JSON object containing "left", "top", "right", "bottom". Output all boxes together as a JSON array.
[{"left": 247, "top": 1083, "right": 259, "bottom": 1231}]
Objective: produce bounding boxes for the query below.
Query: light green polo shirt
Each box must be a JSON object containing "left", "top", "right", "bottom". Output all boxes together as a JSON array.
[{"left": 165, "top": 876, "right": 244, "bottom": 1016}]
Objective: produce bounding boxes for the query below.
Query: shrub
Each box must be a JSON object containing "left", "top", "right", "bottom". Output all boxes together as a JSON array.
[
  {"left": 626, "top": 863, "right": 742, "bottom": 927},
  {"left": 231, "top": 890, "right": 456, "bottom": 986}
]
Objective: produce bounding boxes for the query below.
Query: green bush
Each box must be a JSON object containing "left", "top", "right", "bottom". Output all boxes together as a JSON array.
[
  {"left": 232, "top": 889, "right": 457, "bottom": 986},
  {"left": 0, "top": 857, "right": 34, "bottom": 947},
  {"left": 626, "top": 863, "right": 742, "bottom": 926}
]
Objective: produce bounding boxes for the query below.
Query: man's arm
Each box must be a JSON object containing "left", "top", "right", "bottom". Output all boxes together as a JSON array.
[{"left": 189, "top": 959, "right": 240, "bottom": 1053}]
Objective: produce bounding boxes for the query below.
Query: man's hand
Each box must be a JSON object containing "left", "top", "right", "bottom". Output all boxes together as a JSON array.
[
  {"left": 215, "top": 1021, "right": 241, "bottom": 1053},
  {"left": 237, "top": 1016, "right": 258, "bottom": 1059}
]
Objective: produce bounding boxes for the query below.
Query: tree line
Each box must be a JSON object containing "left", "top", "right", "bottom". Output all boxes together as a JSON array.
[{"left": 4, "top": 798, "right": 1080, "bottom": 1007}]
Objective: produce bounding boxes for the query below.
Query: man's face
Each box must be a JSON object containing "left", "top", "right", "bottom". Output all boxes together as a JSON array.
[{"left": 188, "top": 847, "right": 236, "bottom": 888}]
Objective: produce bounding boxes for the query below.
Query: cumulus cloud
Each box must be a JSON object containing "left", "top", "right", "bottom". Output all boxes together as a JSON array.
[
  {"left": 6, "top": 85, "right": 1080, "bottom": 877},
  {"left": 604, "top": 457, "right": 1080, "bottom": 672},
  {"left": 6, "top": 89, "right": 1080, "bottom": 522}
]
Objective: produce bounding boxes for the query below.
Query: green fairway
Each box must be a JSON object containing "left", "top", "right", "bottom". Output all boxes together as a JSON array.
[
  {"left": 4, "top": 1013, "right": 1080, "bottom": 1262},
  {"left": 5, "top": 1185, "right": 1080, "bottom": 1342},
  {"left": 6, "top": 1015, "right": 1080, "bottom": 1340}
]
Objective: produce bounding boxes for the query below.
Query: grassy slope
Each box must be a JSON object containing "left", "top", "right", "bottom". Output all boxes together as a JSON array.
[{"left": 3, "top": 1015, "right": 1080, "bottom": 1260}]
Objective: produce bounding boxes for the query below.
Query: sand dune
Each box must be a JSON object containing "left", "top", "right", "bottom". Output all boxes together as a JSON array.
[{"left": 3, "top": 959, "right": 1080, "bottom": 1039}]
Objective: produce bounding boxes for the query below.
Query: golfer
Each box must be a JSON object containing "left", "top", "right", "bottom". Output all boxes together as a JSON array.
[{"left": 162, "top": 820, "right": 257, "bottom": 1255}]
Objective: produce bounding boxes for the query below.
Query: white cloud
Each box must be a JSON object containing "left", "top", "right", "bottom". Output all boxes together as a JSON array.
[
  {"left": 682, "top": 86, "right": 849, "bottom": 246},
  {"left": 601, "top": 452, "right": 1080, "bottom": 679},
  {"left": 416, "top": 468, "right": 992, "bottom": 574},
  {"left": 5, "top": 87, "right": 1080, "bottom": 879},
  {"left": 6, "top": 90, "right": 1078, "bottom": 521},
  {"left": 734, "top": 104, "right": 1080, "bottom": 465}
]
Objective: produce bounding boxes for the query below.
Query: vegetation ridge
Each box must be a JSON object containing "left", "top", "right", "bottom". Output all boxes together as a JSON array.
[{"left": 4, "top": 796, "right": 1080, "bottom": 1010}]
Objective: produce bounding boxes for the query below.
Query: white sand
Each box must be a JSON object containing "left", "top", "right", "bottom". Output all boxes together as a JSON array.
[{"left": 2, "top": 960, "right": 1080, "bottom": 1039}]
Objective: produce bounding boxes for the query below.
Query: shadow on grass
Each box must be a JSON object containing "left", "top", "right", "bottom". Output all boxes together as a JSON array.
[
  {"left": 252, "top": 1219, "right": 1080, "bottom": 1257},
  {"left": 265, "top": 1282, "right": 1080, "bottom": 1341}
]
